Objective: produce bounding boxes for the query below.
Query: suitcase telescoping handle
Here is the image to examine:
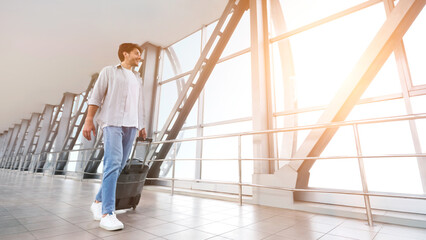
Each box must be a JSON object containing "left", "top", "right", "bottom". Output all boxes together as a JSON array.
[{"left": 126, "top": 137, "right": 153, "bottom": 170}]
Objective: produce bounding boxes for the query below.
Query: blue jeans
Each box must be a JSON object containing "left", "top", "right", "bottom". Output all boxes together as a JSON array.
[{"left": 95, "top": 126, "right": 137, "bottom": 215}]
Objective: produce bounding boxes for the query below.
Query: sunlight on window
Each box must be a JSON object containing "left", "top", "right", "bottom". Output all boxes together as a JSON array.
[
  {"left": 277, "top": 0, "right": 368, "bottom": 32},
  {"left": 202, "top": 121, "right": 253, "bottom": 183},
  {"left": 204, "top": 53, "right": 252, "bottom": 124},
  {"left": 403, "top": 7, "right": 426, "bottom": 86},
  {"left": 156, "top": 0, "right": 426, "bottom": 198},
  {"left": 272, "top": 4, "right": 386, "bottom": 109}
]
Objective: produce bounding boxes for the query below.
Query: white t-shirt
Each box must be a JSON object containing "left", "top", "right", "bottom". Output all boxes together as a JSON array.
[{"left": 122, "top": 68, "right": 140, "bottom": 128}]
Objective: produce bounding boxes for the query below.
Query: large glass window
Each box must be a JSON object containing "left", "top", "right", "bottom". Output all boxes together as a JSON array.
[
  {"left": 165, "top": 129, "right": 197, "bottom": 179},
  {"left": 157, "top": 80, "right": 179, "bottom": 131},
  {"left": 308, "top": 125, "right": 361, "bottom": 191},
  {"left": 154, "top": 0, "right": 426, "bottom": 204},
  {"left": 169, "top": 31, "right": 201, "bottom": 74},
  {"left": 272, "top": 3, "right": 386, "bottom": 110},
  {"left": 360, "top": 120, "right": 423, "bottom": 194},
  {"left": 403, "top": 7, "right": 426, "bottom": 86},
  {"left": 202, "top": 121, "right": 253, "bottom": 183},
  {"left": 204, "top": 53, "right": 252, "bottom": 124},
  {"left": 276, "top": 0, "right": 369, "bottom": 31}
]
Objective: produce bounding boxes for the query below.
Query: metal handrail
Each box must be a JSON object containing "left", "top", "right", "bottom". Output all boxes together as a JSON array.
[
  {"left": 147, "top": 113, "right": 426, "bottom": 145},
  {"left": 140, "top": 112, "right": 426, "bottom": 227},
  {"left": 146, "top": 177, "right": 426, "bottom": 200}
]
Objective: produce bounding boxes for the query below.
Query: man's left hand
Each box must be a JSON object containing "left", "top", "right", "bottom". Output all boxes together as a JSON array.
[{"left": 139, "top": 128, "right": 147, "bottom": 140}]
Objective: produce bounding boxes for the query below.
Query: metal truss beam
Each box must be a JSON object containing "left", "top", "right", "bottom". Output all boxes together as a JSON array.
[
  {"left": 33, "top": 105, "right": 55, "bottom": 172},
  {"left": 0, "top": 134, "right": 5, "bottom": 159},
  {"left": 2, "top": 124, "right": 21, "bottom": 169},
  {"left": 45, "top": 92, "right": 75, "bottom": 174},
  {"left": 19, "top": 113, "right": 41, "bottom": 171},
  {"left": 55, "top": 76, "right": 97, "bottom": 174},
  {"left": 10, "top": 119, "right": 29, "bottom": 169},
  {"left": 0, "top": 129, "right": 14, "bottom": 168},
  {"left": 0, "top": 130, "right": 12, "bottom": 160},
  {"left": 147, "top": 0, "right": 250, "bottom": 180},
  {"left": 289, "top": 0, "right": 426, "bottom": 188},
  {"left": 250, "top": 0, "right": 275, "bottom": 173}
]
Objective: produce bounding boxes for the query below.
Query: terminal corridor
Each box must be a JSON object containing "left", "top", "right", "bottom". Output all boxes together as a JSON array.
[{"left": 1, "top": 0, "right": 426, "bottom": 239}]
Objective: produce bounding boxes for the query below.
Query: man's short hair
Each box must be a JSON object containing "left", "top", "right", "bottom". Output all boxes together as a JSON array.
[{"left": 118, "top": 43, "right": 142, "bottom": 62}]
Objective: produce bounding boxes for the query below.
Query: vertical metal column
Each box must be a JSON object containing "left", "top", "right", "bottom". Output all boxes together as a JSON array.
[
  {"left": 353, "top": 124, "right": 374, "bottom": 226},
  {"left": 250, "top": 0, "right": 275, "bottom": 174},
  {"left": 171, "top": 143, "right": 177, "bottom": 196},
  {"left": 134, "top": 43, "right": 161, "bottom": 161},
  {"left": 152, "top": 49, "right": 164, "bottom": 144},
  {"left": 195, "top": 25, "right": 208, "bottom": 180},
  {"left": 238, "top": 135, "right": 243, "bottom": 205}
]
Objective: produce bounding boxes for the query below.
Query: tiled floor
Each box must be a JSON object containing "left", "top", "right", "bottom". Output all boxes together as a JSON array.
[{"left": 1, "top": 170, "right": 426, "bottom": 240}]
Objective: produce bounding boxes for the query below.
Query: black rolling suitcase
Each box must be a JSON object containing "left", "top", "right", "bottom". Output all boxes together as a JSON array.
[{"left": 115, "top": 137, "right": 152, "bottom": 210}]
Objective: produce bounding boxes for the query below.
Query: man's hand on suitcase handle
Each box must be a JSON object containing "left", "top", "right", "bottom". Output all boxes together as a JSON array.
[
  {"left": 138, "top": 128, "right": 147, "bottom": 140},
  {"left": 136, "top": 137, "right": 152, "bottom": 142}
]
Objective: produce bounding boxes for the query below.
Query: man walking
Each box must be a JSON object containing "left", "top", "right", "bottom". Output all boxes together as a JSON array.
[{"left": 83, "top": 43, "right": 146, "bottom": 231}]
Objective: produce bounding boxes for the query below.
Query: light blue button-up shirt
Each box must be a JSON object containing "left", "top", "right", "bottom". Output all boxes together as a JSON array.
[{"left": 87, "top": 64, "right": 146, "bottom": 130}]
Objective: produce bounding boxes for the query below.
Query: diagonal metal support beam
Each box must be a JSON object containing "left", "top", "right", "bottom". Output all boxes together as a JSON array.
[
  {"left": 55, "top": 76, "right": 97, "bottom": 174},
  {"left": 18, "top": 113, "right": 41, "bottom": 171},
  {"left": 2, "top": 124, "right": 21, "bottom": 169},
  {"left": 32, "top": 105, "right": 55, "bottom": 172},
  {"left": 0, "top": 129, "right": 13, "bottom": 167},
  {"left": 288, "top": 0, "right": 426, "bottom": 188},
  {"left": 10, "top": 119, "right": 29, "bottom": 169},
  {"left": 147, "top": 0, "right": 250, "bottom": 180},
  {"left": 44, "top": 92, "right": 75, "bottom": 174}
]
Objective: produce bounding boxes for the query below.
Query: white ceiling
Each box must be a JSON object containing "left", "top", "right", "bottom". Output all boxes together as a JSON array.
[{"left": 0, "top": 0, "right": 227, "bottom": 133}]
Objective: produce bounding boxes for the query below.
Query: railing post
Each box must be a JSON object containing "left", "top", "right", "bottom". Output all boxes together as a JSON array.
[
  {"left": 238, "top": 135, "right": 243, "bottom": 206},
  {"left": 24, "top": 153, "right": 32, "bottom": 174},
  {"left": 34, "top": 154, "right": 41, "bottom": 174},
  {"left": 171, "top": 143, "right": 177, "bottom": 196},
  {"left": 9, "top": 156, "right": 16, "bottom": 170},
  {"left": 353, "top": 124, "right": 374, "bottom": 226},
  {"left": 50, "top": 153, "right": 55, "bottom": 176},
  {"left": 19, "top": 154, "right": 24, "bottom": 172}
]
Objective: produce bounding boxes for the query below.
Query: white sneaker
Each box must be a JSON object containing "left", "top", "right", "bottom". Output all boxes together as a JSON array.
[
  {"left": 90, "top": 202, "right": 102, "bottom": 221},
  {"left": 100, "top": 213, "right": 124, "bottom": 231}
]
